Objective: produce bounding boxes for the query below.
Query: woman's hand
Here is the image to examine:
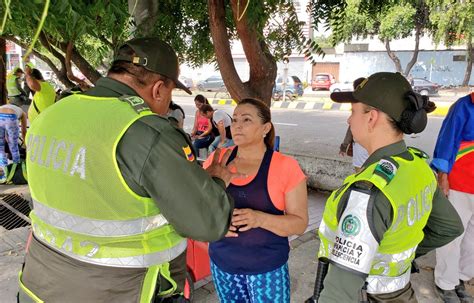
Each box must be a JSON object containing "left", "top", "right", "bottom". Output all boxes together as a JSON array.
[{"left": 231, "top": 208, "right": 264, "bottom": 232}]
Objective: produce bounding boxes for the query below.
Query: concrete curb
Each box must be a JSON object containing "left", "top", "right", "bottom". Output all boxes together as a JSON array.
[
  {"left": 290, "top": 153, "right": 353, "bottom": 191},
  {"left": 210, "top": 99, "right": 452, "bottom": 117}
]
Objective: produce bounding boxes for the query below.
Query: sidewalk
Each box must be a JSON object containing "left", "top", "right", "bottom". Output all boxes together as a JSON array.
[{"left": 1, "top": 186, "right": 472, "bottom": 302}]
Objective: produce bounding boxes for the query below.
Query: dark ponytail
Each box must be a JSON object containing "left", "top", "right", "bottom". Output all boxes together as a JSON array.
[
  {"left": 194, "top": 94, "right": 209, "bottom": 105},
  {"left": 238, "top": 98, "right": 275, "bottom": 150}
]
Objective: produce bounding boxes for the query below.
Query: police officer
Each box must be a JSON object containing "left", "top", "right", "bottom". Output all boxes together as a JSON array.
[
  {"left": 19, "top": 38, "right": 236, "bottom": 302},
  {"left": 6, "top": 67, "right": 28, "bottom": 107},
  {"left": 315, "top": 72, "right": 464, "bottom": 302}
]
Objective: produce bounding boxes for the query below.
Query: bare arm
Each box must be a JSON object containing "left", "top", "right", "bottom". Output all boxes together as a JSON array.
[
  {"left": 217, "top": 120, "right": 226, "bottom": 144},
  {"left": 200, "top": 118, "right": 213, "bottom": 137},
  {"left": 25, "top": 74, "right": 41, "bottom": 92},
  {"left": 231, "top": 180, "right": 308, "bottom": 237},
  {"left": 20, "top": 112, "right": 27, "bottom": 141},
  {"left": 191, "top": 110, "right": 199, "bottom": 136},
  {"left": 437, "top": 172, "right": 449, "bottom": 197}
]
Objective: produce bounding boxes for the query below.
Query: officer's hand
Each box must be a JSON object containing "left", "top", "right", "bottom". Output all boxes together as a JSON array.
[
  {"left": 205, "top": 148, "right": 243, "bottom": 187},
  {"left": 437, "top": 172, "right": 450, "bottom": 197},
  {"left": 231, "top": 208, "right": 263, "bottom": 232},
  {"left": 225, "top": 225, "right": 239, "bottom": 238}
]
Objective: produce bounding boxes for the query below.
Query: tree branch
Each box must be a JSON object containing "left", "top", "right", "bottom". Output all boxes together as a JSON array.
[
  {"left": 41, "top": 33, "right": 101, "bottom": 83},
  {"left": 5, "top": 35, "right": 61, "bottom": 76},
  {"left": 384, "top": 38, "right": 402, "bottom": 74},
  {"left": 462, "top": 34, "right": 473, "bottom": 86},
  {"left": 208, "top": 0, "right": 247, "bottom": 101},
  {"left": 230, "top": 0, "right": 277, "bottom": 103}
]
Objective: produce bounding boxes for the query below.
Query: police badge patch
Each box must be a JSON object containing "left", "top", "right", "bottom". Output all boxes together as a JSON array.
[
  {"left": 342, "top": 215, "right": 361, "bottom": 237},
  {"left": 374, "top": 158, "right": 399, "bottom": 183}
]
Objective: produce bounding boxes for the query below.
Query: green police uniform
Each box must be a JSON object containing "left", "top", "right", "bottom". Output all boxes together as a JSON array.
[
  {"left": 318, "top": 141, "right": 464, "bottom": 302},
  {"left": 7, "top": 72, "right": 27, "bottom": 106},
  {"left": 19, "top": 77, "right": 234, "bottom": 302}
]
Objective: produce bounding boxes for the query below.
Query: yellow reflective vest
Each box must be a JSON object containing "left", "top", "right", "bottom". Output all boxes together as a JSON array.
[{"left": 318, "top": 149, "right": 437, "bottom": 294}]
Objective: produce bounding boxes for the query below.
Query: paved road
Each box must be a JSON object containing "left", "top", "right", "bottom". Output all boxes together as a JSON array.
[{"left": 174, "top": 95, "right": 445, "bottom": 162}]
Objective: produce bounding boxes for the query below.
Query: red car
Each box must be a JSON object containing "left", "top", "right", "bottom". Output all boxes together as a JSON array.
[{"left": 311, "top": 73, "right": 335, "bottom": 91}]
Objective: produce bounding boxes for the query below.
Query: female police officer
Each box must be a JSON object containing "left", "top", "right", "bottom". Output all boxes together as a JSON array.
[{"left": 314, "top": 72, "right": 464, "bottom": 302}]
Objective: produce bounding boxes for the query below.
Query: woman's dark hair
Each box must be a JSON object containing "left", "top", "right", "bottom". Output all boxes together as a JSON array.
[
  {"left": 31, "top": 69, "right": 44, "bottom": 81},
  {"left": 200, "top": 104, "right": 214, "bottom": 114},
  {"left": 194, "top": 94, "right": 209, "bottom": 105},
  {"left": 238, "top": 98, "right": 275, "bottom": 150}
]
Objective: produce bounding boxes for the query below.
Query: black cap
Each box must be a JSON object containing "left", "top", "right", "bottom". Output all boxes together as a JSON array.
[
  {"left": 330, "top": 72, "right": 413, "bottom": 122},
  {"left": 114, "top": 37, "right": 191, "bottom": 95}
]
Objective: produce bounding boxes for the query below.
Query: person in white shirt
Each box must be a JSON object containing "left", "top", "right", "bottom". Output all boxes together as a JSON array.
[{"left": 200, "top": 104, "right": 234, "bottom": 152}]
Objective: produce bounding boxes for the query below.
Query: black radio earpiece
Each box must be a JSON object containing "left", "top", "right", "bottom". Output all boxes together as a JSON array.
[{"left": 397, "top": 91, "right": 428, "bottom": 134}]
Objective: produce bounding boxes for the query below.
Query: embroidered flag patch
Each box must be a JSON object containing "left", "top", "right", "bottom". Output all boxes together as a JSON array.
[{"left": 182, "top": 145, "right": 195, "bottom": 162}]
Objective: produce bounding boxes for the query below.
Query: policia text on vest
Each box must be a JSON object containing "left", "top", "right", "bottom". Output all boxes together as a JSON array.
[{"left": 27, "top": 134, "right": 86, "bottom": 180}]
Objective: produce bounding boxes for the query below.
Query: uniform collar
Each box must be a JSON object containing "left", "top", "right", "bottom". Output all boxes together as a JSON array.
[
  {"left": 85, "top": 77, "right": 139, "bottom": 98},
  {"left": 362, "top": 140, "right": 408, "bottom": 168}
]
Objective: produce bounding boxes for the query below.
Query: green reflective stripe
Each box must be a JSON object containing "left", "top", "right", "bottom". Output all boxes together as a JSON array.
[
  {"left": 5, "top": 164, "right": 14, "bottom": 183},
  {"left": 32, "top": 214, "right": 187, "bottom": 268},
  {"left": 33, "top": 199, "right": 170, "bottom": 237},
  {"left": 22, "top": 161, "right": 28, "bottom": 181},
  {"left": 372, "top": 246, "right": 417, "bottom": 276},
  {"left": 366, "top": 270, "right": 411, "bottom": 294},
  {"left": 18, "top": 271, "right": 44, "bottom": 303},
  {"left": 319, "top": 220, "right": 336, "bottom": 241},
  {"left": 157, "top": 262, "right": 177, "bottom": 297},
  {"left": 140, "top": 265, "right": 160, "bottom": 303}
]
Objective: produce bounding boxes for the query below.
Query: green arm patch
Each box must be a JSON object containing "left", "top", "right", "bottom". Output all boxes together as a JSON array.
[
  {"left": 373, "top": 157, "right": 399, "bottom": 184},
  {"left": 119, "top": 95, "right": 151, "bottom": 114}
]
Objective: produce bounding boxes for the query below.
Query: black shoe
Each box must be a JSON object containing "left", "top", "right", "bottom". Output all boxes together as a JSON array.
[
  {"left": 436, "top": 286, "right": 461, "bottom": 303},
  {"left": 455, "top": 280, "right": 474, "bottom": 303}
]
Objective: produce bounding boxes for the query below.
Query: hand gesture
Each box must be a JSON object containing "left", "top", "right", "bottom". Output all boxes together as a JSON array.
[
  {"left": 225, "top": 225, "right": 238, "bottom": 238},
  {"left": 231, "top": 208, "right": 263, "bottom": 232},
  {"left": 205, "top": 148, "right": 243, "bottom": 187}
]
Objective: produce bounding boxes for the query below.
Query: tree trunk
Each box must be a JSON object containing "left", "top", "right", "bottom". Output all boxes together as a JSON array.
[
  {"left": 208, "top": 0, "right": 277, "bottom": 105},
  {"left": 384, "top": 38, "right": 403, "bottom": 74},
  {"left": 462, "top": 35, "right": 473, "bottom": 86},
  {"left": 404, "top": 25, "right": 421, "bottom": 76},
  {"left": 41, "top": 33, "right": 102, "bottom": 84},
  {"left": 0, "top": 38, "right": 6, "bottom": 105},
  {"left": 128, "top": 0, "right": 158, "bottom": 36}
]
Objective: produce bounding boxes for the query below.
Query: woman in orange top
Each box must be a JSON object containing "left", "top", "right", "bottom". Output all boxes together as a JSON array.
[
  {"left": 204, "top": 98, "right": 308, "bottom": 302},
  {"left": 191, "top": 95, "right": 213, "bottom": 156}
]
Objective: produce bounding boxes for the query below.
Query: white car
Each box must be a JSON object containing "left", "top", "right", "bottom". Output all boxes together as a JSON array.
[{"left": 329, "top": 81, "right": 354, "bottom": 93}]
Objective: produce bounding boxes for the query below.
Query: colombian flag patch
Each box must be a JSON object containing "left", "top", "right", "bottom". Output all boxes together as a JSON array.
[{"left": 182, "top": 145, "right": 195, "bottom": 162}]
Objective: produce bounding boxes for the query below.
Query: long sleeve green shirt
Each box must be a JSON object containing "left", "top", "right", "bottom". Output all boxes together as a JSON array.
[
  {"left": 86, "top": 77, "right": 234, "bottom": 241},
  {"left": 320, "top": 140, "right": 464, "bottom": 303}
]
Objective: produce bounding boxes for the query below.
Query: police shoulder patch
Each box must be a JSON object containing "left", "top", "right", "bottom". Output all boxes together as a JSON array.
[
  {"left": 182, "top": 145, "right": 195, "bottom": 162},
  {"left": 119, "top": 95, "right": 150, "bottom": 113},
  {"left": 373, "top": 157, "right": 399, "bottom": 184}
]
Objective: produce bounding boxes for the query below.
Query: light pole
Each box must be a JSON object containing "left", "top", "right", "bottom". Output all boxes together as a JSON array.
[{"left": 282, "top": 55, "right": 289, "bottom": 102}]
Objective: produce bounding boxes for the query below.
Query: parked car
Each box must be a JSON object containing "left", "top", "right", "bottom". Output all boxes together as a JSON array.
[
  {"left": 311, "top": 73, "right": 335, "bottom": 91},
  {"left": 329, "top": 81, "right": 354, "bottom": 93},
  {"left": 197, "top": 75, "right": 225, "bottom": 92},
  {"left": 274, "top": 75, "right": 304, "bottom": 97},
  {"left": 178, "top": 75, "right": 193, "bottom": 90},
  {"left": 410, "top": 78, "right": 439, "bottom": 96}
]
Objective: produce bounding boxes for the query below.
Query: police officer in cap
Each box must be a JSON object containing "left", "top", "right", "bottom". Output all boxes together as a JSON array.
[
  {"left": 314, "top": 72, "right": 464, "bottom": 302},
  {"left": 20, "top": 38, "right": 236, "bottom": 302}
]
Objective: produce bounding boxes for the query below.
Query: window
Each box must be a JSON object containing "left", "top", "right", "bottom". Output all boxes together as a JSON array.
[{"left": 453, "top": 55, "right": 466, "bottom": 62}]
